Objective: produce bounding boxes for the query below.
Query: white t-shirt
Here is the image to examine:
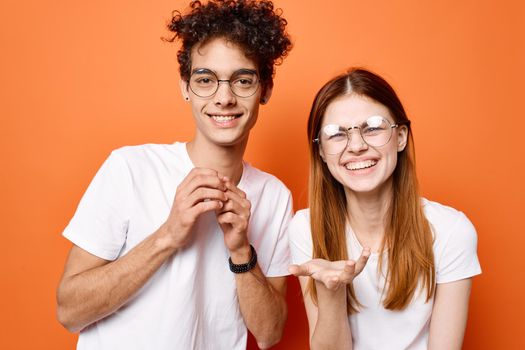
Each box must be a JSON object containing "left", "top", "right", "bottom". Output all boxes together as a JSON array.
[
  {"left": 288, "top": 199, "right": 481, "bottom": 350},
  {"left": 63, "top": 142, "right": 293, "bottom": 350}
]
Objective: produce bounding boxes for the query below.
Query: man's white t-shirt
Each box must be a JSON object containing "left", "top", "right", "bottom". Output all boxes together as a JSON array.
[
  {"left": 288, "top": 199, "right": 481, "bottom": 350},
  {"left": 63, "top": 142, "right": 293, "bottom": 350}
]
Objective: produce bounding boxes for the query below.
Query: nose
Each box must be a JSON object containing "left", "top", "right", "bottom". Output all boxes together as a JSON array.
[
  {"left": 213, "top": 81, "right": 236, "bottom": 106},
  {"left": 345, "top": 128, "right": 368, "bottom": 153}
]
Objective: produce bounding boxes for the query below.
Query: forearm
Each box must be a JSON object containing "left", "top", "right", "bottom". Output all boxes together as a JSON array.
[
  {"left": 56, "top": 226, "right": 177, "bottom": 332},
  {"left": 428, "top": 279, "right": 472, "bottom": 350},
  {"left": 311, "top": 282, "right": 352, "bottom": 350},
  {"left": 233, "top": 248, "right": 287, "bottom": 349}
]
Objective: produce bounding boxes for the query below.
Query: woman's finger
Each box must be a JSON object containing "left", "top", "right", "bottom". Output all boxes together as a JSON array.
[
  {"left": 354, "top": 247, "right": 371, "bottom": 275},
  {"left": 288, "top": 263, "right": 312, "bottom": 277}
]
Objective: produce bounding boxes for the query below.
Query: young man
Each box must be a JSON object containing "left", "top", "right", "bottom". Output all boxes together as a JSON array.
[{"left": 56, "top": 1, "right": 293, "bottom": 349}]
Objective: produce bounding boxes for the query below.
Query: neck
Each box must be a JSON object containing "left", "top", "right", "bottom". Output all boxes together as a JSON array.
[
  {"left": 345, "top": 180, "right": 393, "bottom": 252},
  {"left": 186, "top": 135, "right": 247, "bottom": 185}
]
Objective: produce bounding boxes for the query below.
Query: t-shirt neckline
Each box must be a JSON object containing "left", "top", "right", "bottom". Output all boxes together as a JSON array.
[
  {"left": 346, "top": 224, "right": 385, "bottom": 258},
  {"left": 177, "top": 142, "right": 247, "bottom": 188}
]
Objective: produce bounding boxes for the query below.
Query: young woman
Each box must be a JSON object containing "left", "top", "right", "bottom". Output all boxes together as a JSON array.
[{"left": 288, "top": 68, "right": 481, "bottom": 350}]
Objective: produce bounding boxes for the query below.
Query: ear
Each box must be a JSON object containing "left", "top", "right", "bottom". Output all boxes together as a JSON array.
[
  {"left": 260, "top": 84, "right": 273, "bottom": 105},
  {"left": 179, "top": 79, "right": 190, "bottom": 101},
  {"left": 318, "top": 144, "right": 327, "bottom": 163},
  {"left": 397, "top": 125, "right": 409, "bottom": 152}
]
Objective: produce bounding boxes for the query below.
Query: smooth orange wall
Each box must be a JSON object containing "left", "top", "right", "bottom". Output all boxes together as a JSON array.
[{"left": 2, "top": 0, "right": 524, "bottom": 349}]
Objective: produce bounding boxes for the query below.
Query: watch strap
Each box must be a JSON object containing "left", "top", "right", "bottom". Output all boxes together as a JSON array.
[{"left": 228, "top": 245, "right": 257, "bottom": 273}]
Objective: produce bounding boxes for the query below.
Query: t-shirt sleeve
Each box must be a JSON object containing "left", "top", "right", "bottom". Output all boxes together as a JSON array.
[
  {"left": 264, "top": 189, "right": 294, "bottom": 277},
  {"left": 288, "top": 210, "right": 313, "bottom": 265},
  {"left": 436, "top": 212, "right": 482, "bottom": 284},
  {"left": 62, "top": 151, "right": 132, "bottom": 260}
]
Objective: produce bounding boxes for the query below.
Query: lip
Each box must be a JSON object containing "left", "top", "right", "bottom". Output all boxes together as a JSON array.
[
  {"left": 206, "top": 112, "right": 243, "bottom": 116},
  {"left": 341, "top": 157, "right": 379, "bottom": 165},
  {"left": 206, "top": 112, "right": 243, "bottom": 128},
  {"left": 341, "top": 157, "right": 379, "bottom": 172}
]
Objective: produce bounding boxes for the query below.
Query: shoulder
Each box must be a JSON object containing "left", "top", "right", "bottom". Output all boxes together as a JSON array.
[
  {"left": 288, "top": 209, "right": 311, "bottom": 243},
  {"left": 423, "top": 199, "right": 481, "bottom": 282},
  {"left": 109, "top": 142, "right": 190, "bottom": 174},
  {"left": 111, "top": 143, "right": 182, "bottom": 163},
  {"left": 291, "top": 208, "right": 310, "bottom": 225},
  {"left": 423, "top": 198, "right": 477, "bottom": 243},
  {"left": 241, "top": 164, "right": 294, "bottom": 231},
  {"left": 288, "top": 208, "right": 313, "bottom": 263}
]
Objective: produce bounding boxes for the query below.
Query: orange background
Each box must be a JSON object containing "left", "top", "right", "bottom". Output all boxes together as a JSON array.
[{"left": 1, "top": 0, "right": 524, "bottom": 349}]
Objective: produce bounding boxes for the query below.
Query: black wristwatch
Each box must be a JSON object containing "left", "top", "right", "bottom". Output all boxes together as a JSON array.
[{"left": 228, "top": 245, "right": 257, "bottom": 273}]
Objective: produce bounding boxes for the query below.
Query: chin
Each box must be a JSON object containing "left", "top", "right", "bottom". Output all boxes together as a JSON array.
[
  {"left": 345, "top": 176, "right": 394, "bottom": 196},
  {"left": 346, "top": 184, "right": 380, "bottom": 194},
  {"left": 210, "top": 132, "right": 249, "bottom": 147}
]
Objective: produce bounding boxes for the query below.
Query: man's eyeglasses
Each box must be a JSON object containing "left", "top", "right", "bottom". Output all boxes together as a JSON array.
[
  {"left": 188, "top": 68, "right": 260, "bottom": 98},
  {"left": 314, "top": 116, "right": 403, "bottom": 155}
]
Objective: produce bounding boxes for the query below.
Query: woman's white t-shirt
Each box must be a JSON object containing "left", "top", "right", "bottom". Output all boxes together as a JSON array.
[{"left": 288, "top": 199, "right": 481, "bottom": 350}]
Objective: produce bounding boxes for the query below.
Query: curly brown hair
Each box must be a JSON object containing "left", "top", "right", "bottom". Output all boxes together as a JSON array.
[{"left": 166, "top": 0, "right": 292, "bottom": 91}]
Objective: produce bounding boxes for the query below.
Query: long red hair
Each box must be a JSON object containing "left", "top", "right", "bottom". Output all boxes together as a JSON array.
[{"left": 306, "top": 68, "right": 435, "bottom": 313}]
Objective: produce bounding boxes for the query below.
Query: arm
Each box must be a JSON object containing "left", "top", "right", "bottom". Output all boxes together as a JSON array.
[
  {"left": 289, "top": 252, "right": 370, "bottom": 350},
  {"left": 428, "top": 278, "right": 473, "bottom": 350},
  {"left": 235, "top": 267, "right": 288, "bottom": 349},
  {"left": 216, "top": 181, "right": 287, "bottom": 349},
  {"left": 297, "top": 276, "right": 352, "bottom": 350},
  {"left": 56, "top": 229, "right": 178, "bottom": 332},
  {"left": 313, "top": 281, "right": 352, "bottom": 350},
  {"left": 56, "top": 168, "right": 228, "bottom": 332}
]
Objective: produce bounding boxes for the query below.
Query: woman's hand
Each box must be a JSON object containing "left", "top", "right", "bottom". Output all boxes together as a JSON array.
[{"left": 289, "top": 248, "right": 371, "bottom": 290}]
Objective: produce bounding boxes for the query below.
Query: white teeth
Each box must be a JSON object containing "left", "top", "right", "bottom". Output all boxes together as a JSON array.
[
  {"left": 211, "top": 115, "right": 236, "bottom": 122},
  {"left": 345, "top": 160, "right": 377, "bottom": 170}
]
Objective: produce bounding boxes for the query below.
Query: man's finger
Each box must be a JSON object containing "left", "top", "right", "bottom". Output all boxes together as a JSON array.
[
  {"left": 178, "top": 168, "right": 219, "bottom": 192},
  {"left": 191, "top": 199, "right": 224, "bottom": 217},
  {"left": 221, "top": 190, "right": 251, "bottom": 217},
  {"left": 187, "top": 188, "right": 228, "bottom": 207},
  {"left": 187, "top": 174, "right": 226, "bottom": 194},
  {"left": 216, "top": 211, "right": 238, "bottom": 225},
  {"left": 224, "top": 181, "right": 247, "bottom": 199},
  {"left": 223, "top": 188, "right": 246, "bottom": 205},
  {"left": 178, "top": 169, "right": 226, "bottom": 198}
]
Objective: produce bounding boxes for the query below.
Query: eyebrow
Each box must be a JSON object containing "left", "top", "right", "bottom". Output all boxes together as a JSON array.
[
  {"left": 232, "top": 68, "right": 258, "bottom": 75},
  {"left": 323, "top": 116, "right": 389, "bottom": 129},
  {"left": 190, "top": 68, "right": 258, "bottom": 76},
  {"left": 191, "top": 68, "right": 213, "bottom": 75}
]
